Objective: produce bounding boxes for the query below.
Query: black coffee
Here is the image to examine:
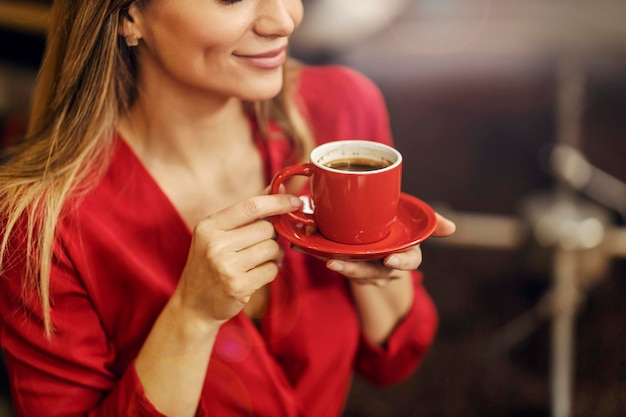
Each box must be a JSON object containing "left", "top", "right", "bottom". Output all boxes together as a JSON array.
[{"left": 324, "top": 157, "right": 392, "bottom": 172}]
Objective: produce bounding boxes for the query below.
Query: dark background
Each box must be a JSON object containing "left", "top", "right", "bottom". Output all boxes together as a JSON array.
[
  {"left": 1, "top": 1, "right": 625, "bottom": 416},
  {"left": 340, "top": 58, "right": 626, "bottom": 417}
]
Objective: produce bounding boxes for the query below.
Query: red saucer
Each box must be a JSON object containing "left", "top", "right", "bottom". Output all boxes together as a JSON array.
[{"left": 274, "top": 193, "right": 438, "bottom": 261}]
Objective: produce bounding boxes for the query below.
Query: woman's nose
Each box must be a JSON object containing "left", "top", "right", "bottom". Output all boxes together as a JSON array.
[{"left": 254, "top": 0, "right": 302, "bottom": 38}]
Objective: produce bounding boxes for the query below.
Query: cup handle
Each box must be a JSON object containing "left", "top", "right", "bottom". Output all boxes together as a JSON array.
[{"left": 270, "top": 163, "right": 316, "bottom": 226}]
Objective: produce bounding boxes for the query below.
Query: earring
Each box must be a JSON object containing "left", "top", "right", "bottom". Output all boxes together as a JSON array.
[{"left": 125, "top": 35, "right": 139, "bottom": 47}]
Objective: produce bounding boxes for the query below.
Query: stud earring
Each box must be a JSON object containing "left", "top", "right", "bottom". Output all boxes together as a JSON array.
[{"left": 125, "top": 35, "right": 139, "bottom": 47}]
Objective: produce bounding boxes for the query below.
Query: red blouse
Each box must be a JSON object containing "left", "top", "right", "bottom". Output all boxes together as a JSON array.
[{"left": 0, "top": 66, "right": 438, "bottom": 417}]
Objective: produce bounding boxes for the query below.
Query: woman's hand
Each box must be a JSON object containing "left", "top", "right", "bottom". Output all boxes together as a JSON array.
[
  {"left": 175, "top": 193, "right": 302, "bottom": 323},
  {"left": 331, "top": 212, "right": 455, "bottom": 344},
  {"left": 135, "top": 192, "right": 300, "bottom": 417},
  {"left": 326, "top": 212, "right": 456, "bottom": 285}
]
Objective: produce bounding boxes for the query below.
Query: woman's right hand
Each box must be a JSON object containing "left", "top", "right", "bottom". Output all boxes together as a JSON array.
[
  {"left": 175, "top": 193, "right": 302, "bottom": 323},
  {"left": 134, "top": 192, "right": 302, "bottom": 416}
]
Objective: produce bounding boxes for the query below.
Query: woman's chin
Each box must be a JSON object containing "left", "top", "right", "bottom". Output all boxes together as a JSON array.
[{"left": 238, "top": 74, "right": 285, "bottom": 102}]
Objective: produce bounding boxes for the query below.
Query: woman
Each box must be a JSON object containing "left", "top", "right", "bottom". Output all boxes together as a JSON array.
[{"left": 0, "top": 1, "right": 455, "bottom": 416}]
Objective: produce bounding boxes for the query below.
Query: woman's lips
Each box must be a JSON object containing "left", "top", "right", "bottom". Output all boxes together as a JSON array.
[{"left": 234, "top": 46, "right": 287, "bottom": 70}]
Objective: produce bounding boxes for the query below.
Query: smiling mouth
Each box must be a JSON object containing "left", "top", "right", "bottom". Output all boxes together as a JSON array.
[{"left": 234, "top": 46, "right": 288, "bottom": 70}]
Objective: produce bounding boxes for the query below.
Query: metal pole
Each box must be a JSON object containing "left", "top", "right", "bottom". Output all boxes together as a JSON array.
[
  {"left": 551, "top": 248, "right": 578, "bottom": 417},
  {"left": 551, "top": 52, "right": 585, "bottom": 417}
]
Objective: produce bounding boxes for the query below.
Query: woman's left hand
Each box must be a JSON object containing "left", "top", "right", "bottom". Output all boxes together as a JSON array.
[{"left": 326, "top": 212, "right": 456, "bottom": 286}]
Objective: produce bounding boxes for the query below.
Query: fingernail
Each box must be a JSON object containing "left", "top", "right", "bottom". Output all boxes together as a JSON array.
[
  {"left": 386, "top": 256, "right": 400, "bottom": 268},
  {"left": 290, "top": 197, "right": 303, "bottom": 207},
  {"left": 327, "top": 261, "right": 344, "bottom": 272}
]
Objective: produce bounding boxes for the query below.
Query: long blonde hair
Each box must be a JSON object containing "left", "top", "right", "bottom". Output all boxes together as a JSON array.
[{"left": 0, "top": 0, "right": 312, "bottom": 335}]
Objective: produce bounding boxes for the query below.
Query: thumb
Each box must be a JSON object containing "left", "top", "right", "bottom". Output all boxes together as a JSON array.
[{"left": 433, "top": 212, "right": 456, "bottom": 237}]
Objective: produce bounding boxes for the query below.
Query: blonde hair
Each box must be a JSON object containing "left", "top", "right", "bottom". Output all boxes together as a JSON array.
[{"left": 0, "top": 0, "right": 313, "bottom": 335}]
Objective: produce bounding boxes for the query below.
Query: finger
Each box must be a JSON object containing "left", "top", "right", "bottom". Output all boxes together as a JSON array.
[
  {"left": 227, "top": 219, "right": 278, "bottom": 252},
  {"left": 349, "top": 276, "right": 397, "bottom": 287},
  {"left": 382, "top": 245, "right": 423, "bottom": 271},
  {"left": 242, "top": 261, "right": 281, "bottom": 294},
  {"left": 219, "top": 260, "right": 281, "bottom": 304},
  {"left": 237, "top": 239, "right": 284, "bottom": 273},
  {"left": 194, "top": 218, "right": 277, "bottom": 259},
  {"left": 433, "top": 212, "right": 456, "bottom": 237},
  {"left": 210, "top": 194, "right": 302, "bottom": 231},
  {"left": 326, "top": 259, "right": 393, "bottom": 280}
]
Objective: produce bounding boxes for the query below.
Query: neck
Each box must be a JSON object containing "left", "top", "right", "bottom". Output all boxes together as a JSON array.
[
  {"left": 117, "top": 55, "right": 256, "bottom": 168},
  {"left": 118, "top": 93, "right": 251, "bottom": 167}
]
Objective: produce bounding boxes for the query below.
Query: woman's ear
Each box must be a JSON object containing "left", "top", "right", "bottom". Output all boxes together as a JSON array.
[{"left": 120, "top": 4, "right": 143, "bottom": 47}]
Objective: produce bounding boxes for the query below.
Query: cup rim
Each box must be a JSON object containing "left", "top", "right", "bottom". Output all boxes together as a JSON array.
[{"left": 310, "top": 140, "right": 402, "bottom": 175}]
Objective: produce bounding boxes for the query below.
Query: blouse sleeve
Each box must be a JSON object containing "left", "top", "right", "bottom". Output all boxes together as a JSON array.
[
  {"left": 354, "top": 271, "right": 438, "bottom": 386},
  {"left": 0, "top": 237, "right": 165, "bottom": 417}
]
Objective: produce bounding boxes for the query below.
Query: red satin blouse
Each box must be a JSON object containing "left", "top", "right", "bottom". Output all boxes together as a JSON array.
[{"left": 0, "top": 65, "right": 438, "bottom": 417}]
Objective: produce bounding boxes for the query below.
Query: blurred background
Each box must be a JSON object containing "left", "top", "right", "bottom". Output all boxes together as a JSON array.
[{"left": 1, "top": 1, "right": 625, "bottom": 416}]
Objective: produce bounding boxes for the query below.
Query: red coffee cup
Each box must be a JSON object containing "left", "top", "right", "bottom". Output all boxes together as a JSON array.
[{"left": 270, "top": 140, "right": 402, "bottom": 245}]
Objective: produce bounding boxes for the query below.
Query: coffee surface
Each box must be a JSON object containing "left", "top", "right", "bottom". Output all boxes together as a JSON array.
[{"left": 324, "top": 157, "right": 392, "bottom": 172}]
